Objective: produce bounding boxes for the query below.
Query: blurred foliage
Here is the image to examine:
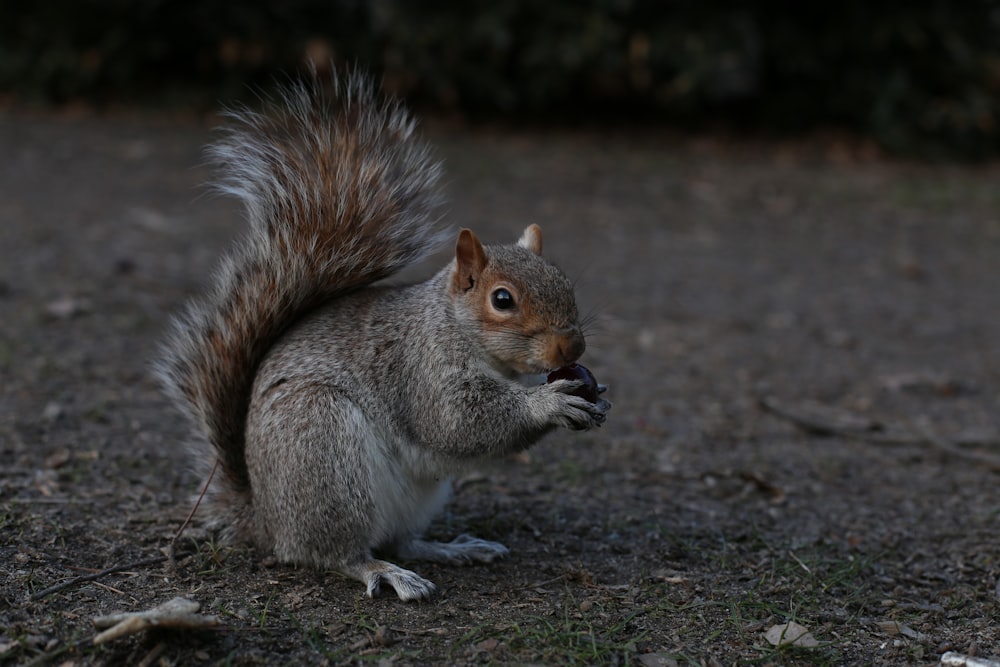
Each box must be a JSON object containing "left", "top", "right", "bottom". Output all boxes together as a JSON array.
[
  {"left": 3, "top": 0, "right": 1000, "bottom": 157},
  {"left": 0, "top": 1, "right": 372, "bottom": 104}
]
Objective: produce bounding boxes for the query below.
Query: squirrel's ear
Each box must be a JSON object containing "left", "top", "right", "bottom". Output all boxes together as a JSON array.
[
  {"left": 454, "top": 228, "right": 488, "bottom": 292},
  {"left": 517, "top": 224, "right": 543, "bottom": 255}
]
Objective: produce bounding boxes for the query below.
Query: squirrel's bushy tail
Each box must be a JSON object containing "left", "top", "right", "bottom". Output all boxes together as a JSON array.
[{"left": 157, "top": 70, "right": 446, "bottom": 501}]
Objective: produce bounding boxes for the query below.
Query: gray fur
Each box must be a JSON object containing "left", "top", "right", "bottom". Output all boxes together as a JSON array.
[{"left": 157, "top": 70, "right": 609, "bottom": 601}]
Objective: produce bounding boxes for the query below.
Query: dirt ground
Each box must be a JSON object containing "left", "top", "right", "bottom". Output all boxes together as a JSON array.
[{"left": 1, "top": 106, "right": 999, "bottom": 666}]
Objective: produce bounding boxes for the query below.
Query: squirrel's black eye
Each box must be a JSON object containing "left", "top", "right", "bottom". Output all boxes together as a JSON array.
[{"left": 491, "top": 287, "right": 515, "bottom": 310}]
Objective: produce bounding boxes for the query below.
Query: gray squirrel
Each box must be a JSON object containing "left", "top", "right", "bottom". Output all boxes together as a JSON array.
[{"left": 157, "top": 70, "right": 611, "bottom": 601}]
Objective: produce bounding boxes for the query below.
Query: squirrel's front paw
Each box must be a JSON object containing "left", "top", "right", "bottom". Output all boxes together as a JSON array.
[{"left": 543, "top": 380, "right": 611, "bottom": 431}]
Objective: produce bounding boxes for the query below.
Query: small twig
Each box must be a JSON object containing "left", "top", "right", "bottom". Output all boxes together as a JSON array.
[
  {"left": 173, "top": 458, "right": 219, "bottom": 545},
  {"left": 92, "top": 581, "right": 129, "bottom": 597},
  {"left": 518, "top": 574, "right": 567, "bottom": 591},
  {"left": 22, "top": 636, "right": 92, "bottom": 667},
  {"left": 13, "top": 498, "right": 78, "bottom": 505},
  {"left": 758, "top": 396, "right": 911, "bottom": 444},
  {"left": 29, "top": 556, "right": 169, "bottom": 601},
  {"left": 758, "top": 396, "right": 1000, "bottom": 472},
  {"left": 788, "top": 550, "right": 812, "bottom": 575},
  {"left": 137, "top": 642, "right": 167, "bottom": 667},
  {"left": 93, "top": 596, "right": 220, "bottom": 644},
  {"left": 910, "top": 419, "right": 1000, "bottom": 473}
]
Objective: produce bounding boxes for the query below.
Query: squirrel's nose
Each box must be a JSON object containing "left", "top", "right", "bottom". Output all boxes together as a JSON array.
[{"left": 554, "top": 328, "right": 586, "bottom": 366}]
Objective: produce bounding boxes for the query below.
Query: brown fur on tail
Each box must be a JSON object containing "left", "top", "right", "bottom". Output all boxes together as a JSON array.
[{"left": 156, "top": 70, "right": 447, "bottom": 498}]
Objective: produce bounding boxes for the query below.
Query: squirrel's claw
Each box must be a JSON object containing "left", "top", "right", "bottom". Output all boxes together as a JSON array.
[{"left": 541, "top": 378, "right": 612, "bottom": 430}]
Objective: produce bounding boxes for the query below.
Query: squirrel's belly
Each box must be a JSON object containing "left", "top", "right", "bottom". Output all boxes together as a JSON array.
[{"left": 367, "top": 435, "right": 453, "bottom": 547}]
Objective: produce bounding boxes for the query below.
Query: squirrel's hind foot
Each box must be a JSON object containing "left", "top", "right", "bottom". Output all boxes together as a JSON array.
[
  {"left": 348, "top": 559, "right": 437, "bottom": 601},
  {"left": 397, "top": 534, "right": 510, "bottom": 565}
]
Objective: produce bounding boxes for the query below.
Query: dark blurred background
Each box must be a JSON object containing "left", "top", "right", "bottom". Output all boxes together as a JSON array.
[{"left": 3, "top": 0, "right": 1000, "bottom": 158}]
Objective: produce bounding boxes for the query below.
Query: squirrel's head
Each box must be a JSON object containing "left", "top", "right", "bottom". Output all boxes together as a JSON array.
[{"left": 450, "top": 224, "right": 585, "bottom": 375}]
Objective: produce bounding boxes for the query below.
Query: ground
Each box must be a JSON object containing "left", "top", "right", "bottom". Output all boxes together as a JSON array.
[{"left": 1, "top": 107, "right": 999, "bottom": 666}]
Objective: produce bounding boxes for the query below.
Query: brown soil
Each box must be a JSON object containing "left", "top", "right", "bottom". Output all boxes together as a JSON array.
[{"left": 2, "top": 109, "right": 999, "bottom": 666}]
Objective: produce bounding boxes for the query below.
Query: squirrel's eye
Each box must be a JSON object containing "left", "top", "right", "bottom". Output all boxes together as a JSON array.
[{"left": 491, "top": 288, "right": 515, "bottom": 310}]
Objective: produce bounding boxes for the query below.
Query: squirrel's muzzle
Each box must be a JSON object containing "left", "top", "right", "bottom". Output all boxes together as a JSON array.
[{"left": 550, "top": 327, "right": 586, "bottom": 368}]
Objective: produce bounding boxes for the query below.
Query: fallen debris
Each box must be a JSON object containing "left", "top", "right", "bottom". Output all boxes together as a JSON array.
[
  {"left": 764, "top": 621, "right": 818, "bottom": 648},
  {"left": 30, "top": 555, "right": 169, "bottom": 601},
  {"left": 877, "top": 620, "right": 928, "bottom": 641},
  {"left": 637, "top": 653, "right": 679, "bottom": 667},
  {"left": 758, "top": 396, "right": 1000, "bottom": 472},
  {"left": 939, "top": 652, "right": 1000, "bottom": 667},
  {"left": 93, "top": 597, "right": 221, "bottom": 644}
]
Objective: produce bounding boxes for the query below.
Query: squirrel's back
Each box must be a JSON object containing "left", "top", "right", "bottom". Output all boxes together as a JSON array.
[{"left": 156, "top": 71, "right": 448, "bottom": 505}]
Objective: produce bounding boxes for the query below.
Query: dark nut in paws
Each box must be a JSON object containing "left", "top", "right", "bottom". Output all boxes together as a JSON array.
[{"left": 546, "top": 363, "right": 600, "bottom": 403}]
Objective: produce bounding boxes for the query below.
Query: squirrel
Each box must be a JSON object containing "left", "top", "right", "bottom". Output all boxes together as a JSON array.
[{"left": 156, "top": 70, "right": 611, "bottom": 601}]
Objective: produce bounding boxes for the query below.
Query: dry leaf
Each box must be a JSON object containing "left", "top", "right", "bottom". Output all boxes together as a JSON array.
[
  {"left": 939, "top": 652, "right": 1000, "bottom": 667},
  {"left": 46, "top": 296, "right": 90, "bottom": 319},
  {"left": 764, "top": 621, "right": 818, "bottom": 647},
  {"left": 878, "top": 619, "right": 901, "bottom": 635},
  {"left": 638, "top": 653, "right": 679, "bottom": 667},
  {"left": 475, "top": 638, "right": 499, "bottom": 652},
  {"left": 878, "top": 620, "right": 927, "bottom": 641},
  {"left": 44, "top": 449, "right": 72, "bottom": 469}
]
